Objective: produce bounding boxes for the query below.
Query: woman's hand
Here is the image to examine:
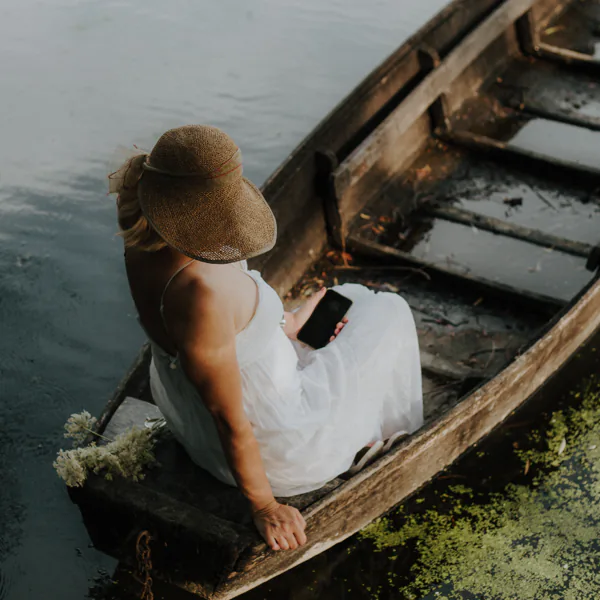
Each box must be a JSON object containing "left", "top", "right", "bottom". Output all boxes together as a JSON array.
[
  {"left": 252, "top": 500, "right": 307, "bottom": 551},
  {"left": 284, "top": 287, "right": 348, "bottom": 342}
]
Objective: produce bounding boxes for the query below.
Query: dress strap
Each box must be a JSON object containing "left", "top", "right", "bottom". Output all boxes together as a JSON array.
[{"left": 160, "top": 259, "right": 196, "bottom": 329}]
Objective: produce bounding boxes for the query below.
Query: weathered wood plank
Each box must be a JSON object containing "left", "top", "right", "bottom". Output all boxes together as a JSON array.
[
  {"left": 534, "top": 42, "right": 600, "bottom": 76},
  {"left": 219, "top": 275, "right": 600, "bottom": 600},
  {"left": 417, "top": 46, "right": 450, "bottom": 132},
  {"left": 103, "top": 396, "right": 162, "bottom": 440},
  {"left": 507, "top": 98, "right": 600, "bottom": 132},
  {"left": 420, "top": 351, "right": 485, "bottom": 381},
  {"left": 442, "top": 129, "right": 600, "bottom": 183},
  {"left": 346, "top": 234, "right": 566, "bottom": 315},
  {"left": 587, "top": 245, "right": 600, "bottom": 272},
  {"left": 333, "top": 0, "right": 536, "bottom": 199},
  {"left": 73, "top": 473, "right": 256, "bottom": 600},
  {"left": 427, "top": 204, "right": 593, "bottom": 258},
  {"left": 515, "top": 9, "right": 539, "bottom": 54},
  {"left": 530, "top": 0, "right": 571, "bottom": 28},
  {"left": 337, "top": 113, "right": 430, "bottom": 231}
]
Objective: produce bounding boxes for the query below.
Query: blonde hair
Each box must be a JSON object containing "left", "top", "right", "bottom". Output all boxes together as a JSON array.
[{"left": 109, "top": 154, "right": 168, "bottom": 252}]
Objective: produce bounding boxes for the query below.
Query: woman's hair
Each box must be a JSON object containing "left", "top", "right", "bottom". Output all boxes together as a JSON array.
[{"left": 109, "top": 154, "right": 168, "bottom": 252}]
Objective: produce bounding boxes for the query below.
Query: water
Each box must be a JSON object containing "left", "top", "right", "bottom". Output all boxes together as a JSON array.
[{"left": 0, "top": 1, "right": 451, "bottom": 598}]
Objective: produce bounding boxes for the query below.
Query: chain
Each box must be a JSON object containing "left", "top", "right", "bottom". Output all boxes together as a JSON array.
[{"left": 135, "top": 530, "right": 154, "bottom": 600}]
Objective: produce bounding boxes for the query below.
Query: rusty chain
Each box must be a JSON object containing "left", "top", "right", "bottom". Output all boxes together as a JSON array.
[{"left": 135, "top": 530, "right": 154, "bottom": 600}]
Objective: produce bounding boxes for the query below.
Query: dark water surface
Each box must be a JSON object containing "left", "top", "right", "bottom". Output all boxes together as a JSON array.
[{"left": 0, "top": 1, "right": 451, "bottom": 598}]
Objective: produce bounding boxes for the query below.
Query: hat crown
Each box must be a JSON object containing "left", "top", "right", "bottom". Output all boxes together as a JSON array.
[{"left": 149, "top": 125, "right": 240, "bottom": 177}]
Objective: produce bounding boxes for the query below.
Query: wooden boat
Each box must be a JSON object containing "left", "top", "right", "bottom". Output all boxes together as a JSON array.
[{"left": 70, "top": 0, "right": 600, "bottom": 597}]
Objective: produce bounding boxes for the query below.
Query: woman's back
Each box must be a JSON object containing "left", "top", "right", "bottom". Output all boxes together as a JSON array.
[
  {"left": 124, "top": 250, "right": 260, "bottom": 357},
  {"left": 148, "top": 263, "right": 302, "bottom": 490}
]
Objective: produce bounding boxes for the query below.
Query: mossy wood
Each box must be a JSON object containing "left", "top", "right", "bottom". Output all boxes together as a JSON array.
[{"left": 70, "top": 0, "right": 600, "bottom": 598}]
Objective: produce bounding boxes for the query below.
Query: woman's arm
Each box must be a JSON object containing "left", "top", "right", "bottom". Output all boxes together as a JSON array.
[{"left": 167, "top": 279, "right": 306, "bottom": 551}]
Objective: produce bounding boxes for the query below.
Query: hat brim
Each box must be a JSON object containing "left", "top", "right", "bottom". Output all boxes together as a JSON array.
[{"left": 138, "top": 174, "right": 277, "bottom": 264}]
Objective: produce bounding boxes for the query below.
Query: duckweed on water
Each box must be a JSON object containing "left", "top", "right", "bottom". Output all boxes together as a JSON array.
[{"left": 360, "top": 377, "right": 600, "bottom": 599}]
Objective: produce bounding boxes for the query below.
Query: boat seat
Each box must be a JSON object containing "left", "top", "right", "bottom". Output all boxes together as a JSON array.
[{"left": 102, "top": 397, "right": 344, "bottom": 526}]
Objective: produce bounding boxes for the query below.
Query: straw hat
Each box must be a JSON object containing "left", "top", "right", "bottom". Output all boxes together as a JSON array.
[{"left": 120, "top": 125, "right": 276, "bottom": 263}]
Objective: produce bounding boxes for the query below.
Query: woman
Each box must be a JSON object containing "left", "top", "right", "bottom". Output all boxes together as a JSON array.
[{"left": 109, "top": 125, "right": 423, "bottom": 552}]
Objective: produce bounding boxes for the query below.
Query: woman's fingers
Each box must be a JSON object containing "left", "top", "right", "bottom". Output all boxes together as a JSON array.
[
  {"left": 276, "top": 535, "right": 290, "bottom": 550},
  {"left": 286, "top": 534, "right": 299, "bottom": 550},
  {"left": 258, "top": 504, "right": 308, "bottom": 552},
  {"left": 332, "top": 320, "right": 347, "bottom": 338},
  {"left": 268, "top": 537, "right": 281, "bottom": 551},
  {"left": 269, "top": 530, "right": 306, "bottom": 552},
  {"left": 294, "top": 528, "right": 308, "bottom": 546}
]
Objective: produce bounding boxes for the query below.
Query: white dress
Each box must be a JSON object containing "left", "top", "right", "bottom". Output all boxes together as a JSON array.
[{"left": 149, "top": 261, "right": 423, "bottom": 497}]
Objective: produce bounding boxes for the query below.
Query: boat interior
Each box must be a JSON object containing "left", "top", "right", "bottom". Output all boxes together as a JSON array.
[{"left": 75, "top": 0, "right": 600, "bottom": 595}]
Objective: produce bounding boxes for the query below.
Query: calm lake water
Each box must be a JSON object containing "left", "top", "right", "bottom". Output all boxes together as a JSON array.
[{"left": 0, "top": 1, "right": 451, "bottom": 598}]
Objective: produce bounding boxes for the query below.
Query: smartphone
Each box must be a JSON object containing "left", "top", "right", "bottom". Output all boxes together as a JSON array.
[{"left": 296, "top": 289, "right": 353, "bottom": 349}]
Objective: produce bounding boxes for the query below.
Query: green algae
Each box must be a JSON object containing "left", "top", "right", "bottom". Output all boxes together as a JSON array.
[{"left": 360, "top": 376, "right": 600, "bottom": 599}]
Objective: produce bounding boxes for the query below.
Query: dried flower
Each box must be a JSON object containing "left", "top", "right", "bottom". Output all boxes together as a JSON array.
[
  {"left": 64, "top": 411, "right": 98, "bottom": 446},
  {"left": 54, "top": 448, "right": 87, "bottom": 487},
  {"left": 54, "top": 411, "right": 157, "bottom": 487}
]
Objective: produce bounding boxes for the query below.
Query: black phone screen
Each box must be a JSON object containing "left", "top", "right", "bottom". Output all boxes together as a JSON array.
[{"left": 296, "top": 289, "right": 353, "bottom": 349}]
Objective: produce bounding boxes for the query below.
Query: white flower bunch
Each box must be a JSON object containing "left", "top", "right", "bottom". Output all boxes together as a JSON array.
[
  {"left": 64, "top": 410, "right": 97, "bottom": 446},
  {"left": 54, "top": 411, "right": 157, "bottom": 487}
]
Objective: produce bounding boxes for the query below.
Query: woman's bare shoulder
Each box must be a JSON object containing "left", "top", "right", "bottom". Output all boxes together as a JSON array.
[{"left": 166, "top": 267, "right": 236, "bottom": 345}]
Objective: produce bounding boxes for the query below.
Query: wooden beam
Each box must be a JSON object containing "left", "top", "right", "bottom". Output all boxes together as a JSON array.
[
  {"left": 507, "top": 98, "right": 600, "bottom": 132},
  {"left": 427, "top": 204, "right": 593, "bottom": 258},
  {"left": 534, "top": 42, "right": 600, "bottom": 77},
  {"left": 515, "top": 9, "right": 539, "bottom": 54},
  {"left": 346, "top": 234, "right": 565, "bottom": 315},
  {"left": 420, "top": 351, "right": 485, "bottom": 382},
  {"left": 515, "top": 6, "right": 600, "bottom": 76},
  {"left": 333, "top": 0, "right": 535, "bottom": 198},
  {"left": 417, "top": 46, "right": 450, "bottom": 133},
  {"left": 315, "top": 149, "right": 344, "bottom": 247},
  {"left": 587, "top": 245, "right": 600, "bottom": 272},
  {"left": 441, "top": 129, "right": 600, "bottom": 183},
  {"left": 103, "top": 396, "right": 162, "bottom": 440},
  {"left": 221, "top": 276, "right": 600, "bottom": 600}
]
